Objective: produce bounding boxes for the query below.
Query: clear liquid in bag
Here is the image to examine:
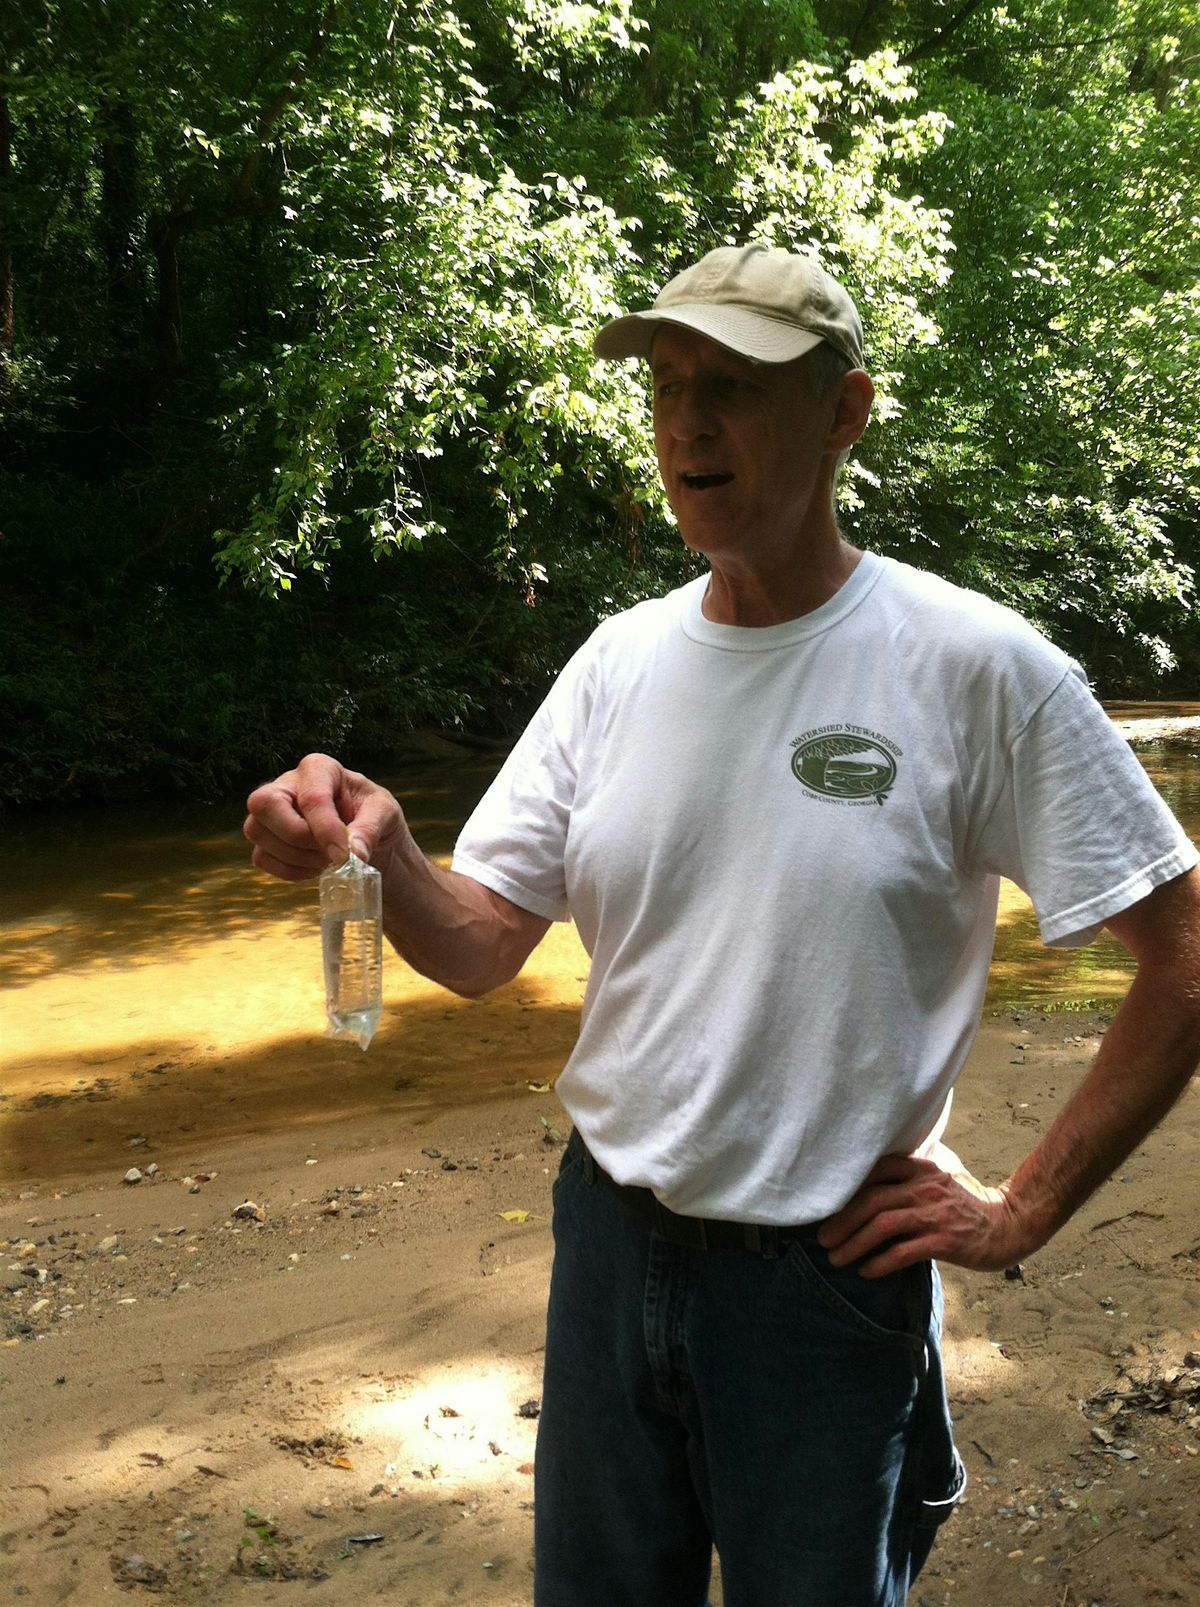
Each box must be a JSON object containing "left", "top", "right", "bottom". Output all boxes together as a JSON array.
[{"left": 320, "top": 850, "right": 383, "bottom": 1049}]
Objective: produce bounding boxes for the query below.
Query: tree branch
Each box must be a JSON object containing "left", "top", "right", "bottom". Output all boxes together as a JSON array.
[
  {"left": 232, "top": 4, "right": 338, "bottom": 207},
  {"left": 849, "top": 0, "right": 892, "bottom": 57},
  {"left": 901, "top": 0, "right": 991, "bottom": 65},
  {"left": 955, "top": 30, "right": 1151, "bottom": 57}
]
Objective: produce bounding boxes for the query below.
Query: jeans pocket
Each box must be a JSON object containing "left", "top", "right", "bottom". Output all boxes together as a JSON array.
[
  {"left": 551, "top": 1131, "right": 585, "bottom": 1199},
  {"left": 785, "top": 1241, "right": 928, "bottom": 1349}
]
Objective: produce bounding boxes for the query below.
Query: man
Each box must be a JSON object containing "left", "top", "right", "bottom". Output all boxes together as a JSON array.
[{"left": 245, "top": 243, "right": 1200, "bottom": 1605}]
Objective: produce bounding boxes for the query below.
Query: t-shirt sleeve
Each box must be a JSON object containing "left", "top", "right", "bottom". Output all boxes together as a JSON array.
[
  {"left": 449, "top": 640, "right": 596, "bottom": 922},
  {"left": 974, "top": 664, "right": 1198, "bottom": 947}
]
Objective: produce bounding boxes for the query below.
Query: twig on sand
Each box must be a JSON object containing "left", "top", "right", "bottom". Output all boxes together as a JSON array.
[
  {"left": 1100, "top": 1229, "right": 1146, "bottom": 1272},
  {"left": 1078, "top": 1520, "right": 1128, "bottom": 1556}
]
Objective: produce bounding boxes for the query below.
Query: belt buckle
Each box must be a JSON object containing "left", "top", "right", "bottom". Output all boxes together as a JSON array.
[
  {"left": 653, "top": 1198, "right": 708, "bottom": 1249},
  {"left": 747, "top": 1223, "right": 782, "bottom": 1258}
]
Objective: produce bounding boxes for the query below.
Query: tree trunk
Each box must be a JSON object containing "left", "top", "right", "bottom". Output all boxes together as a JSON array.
[
  {"left": 849, "top": 0, "right": 892, "bottom": 58},
  {"left": 152, "top": 216, "right": 185, "bottom": 394},
  {"left": 150, "top": 4, "right": 336, "bottom": 397},
  {"left": 0, "top": 74, "right": 13, "bottom": 361},
  {"left": 98, "top": 95, "right": 143, "bottom": 348}
]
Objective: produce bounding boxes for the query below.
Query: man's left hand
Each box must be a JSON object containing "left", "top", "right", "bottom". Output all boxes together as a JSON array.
[
  {"left": 817, "top": 1154, "right": 1032, "bottom": 1277},
  {"left": 823, "top": 872, "right": 1200, "bottom": 1280}
]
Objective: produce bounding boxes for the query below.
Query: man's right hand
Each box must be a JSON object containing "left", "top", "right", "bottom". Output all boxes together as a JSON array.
[
  {"left": 243, "top": 753, "right": 402, "bottom": 882},
  {"left": 245, "top": 752, "right": 550, "bottom": 997}
]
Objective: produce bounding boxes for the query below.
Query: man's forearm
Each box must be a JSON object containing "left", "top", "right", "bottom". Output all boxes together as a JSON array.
[
  {"left": 819, "top": 984, "right": 1199, "bottom": 1276},
  {"left": 377, "top": 830, "right": 549, "bottom": 999}
]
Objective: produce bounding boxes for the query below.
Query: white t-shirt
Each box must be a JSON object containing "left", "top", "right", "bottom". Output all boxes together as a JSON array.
[{"left": 452, "top": 552, "right": 1197, "bottom": 1223}]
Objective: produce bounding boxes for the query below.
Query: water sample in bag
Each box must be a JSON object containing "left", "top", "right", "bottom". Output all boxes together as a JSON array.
[{"left": 320, "top": 848, "right": 383, "bottom": 1049}]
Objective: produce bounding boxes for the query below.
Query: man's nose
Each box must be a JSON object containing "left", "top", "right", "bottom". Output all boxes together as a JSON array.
[{"left": 669, "top": 388, "right": 718, "bottom": 440}]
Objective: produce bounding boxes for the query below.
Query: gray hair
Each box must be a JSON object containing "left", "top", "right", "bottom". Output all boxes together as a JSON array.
[
  {"left": 799, "top": 340, "right": 854, "bottom": 400},
  {"left": 798, "top": 342, "right": 856, "bottom": 489}
]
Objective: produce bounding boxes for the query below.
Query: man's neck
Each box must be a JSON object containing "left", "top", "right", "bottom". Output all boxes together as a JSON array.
[{"left": 701, "top": 540, "right": 864, "bottom": 627}]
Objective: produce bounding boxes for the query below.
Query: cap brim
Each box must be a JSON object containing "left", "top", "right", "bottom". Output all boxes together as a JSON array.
[{"left": 593, "top": 305, "right": 827, "bottom": 365}]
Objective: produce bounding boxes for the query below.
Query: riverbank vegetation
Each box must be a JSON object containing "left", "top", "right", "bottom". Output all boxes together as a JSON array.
[{"left": 2, "top": 0, "right": 1197, "bottom": 804}]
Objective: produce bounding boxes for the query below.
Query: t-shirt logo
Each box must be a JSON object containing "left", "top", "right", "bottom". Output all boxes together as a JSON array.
[{"left": 790, "top": 726, "right": 901, "bottom": 806}]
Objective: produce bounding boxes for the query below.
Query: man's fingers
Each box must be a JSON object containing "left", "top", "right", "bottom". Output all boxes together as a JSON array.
[
  {"left": 247, "top": 841, "right": 325, "bottom": 883},
  {"left": 245, "top": 755, "right": 404, "bottom": 884},
  {"left": 245, "top": 756, "right": 353, "bottom": 864},
  {"left": 331, "top": 772, "right": 401, "bottom": 865},
  {"left": 293, "top": 761, "right": 360, "bottom": 862},
  {"left": 821, "top": 1202, "right": 928, "bottom": 1267},
  {"left": 818, "top": 1157, "right": 927, "bottom": 1251},
  {"left": 819, "top": 1159, "right": 1026, "bottom": 1275},
  {"left": 853, "top": 1232, "right": 945, "bottom": 1280},
  {"left": 243, "top": 798, "right": 330, "bottom": 878},
  {"left": 817, "top": 1188, "right": 891, "bottom": 1251}
]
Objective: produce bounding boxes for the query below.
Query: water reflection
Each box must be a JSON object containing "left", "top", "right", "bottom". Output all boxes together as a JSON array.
[{"left": 1136, "top": 737, "right": 1200, "bottom": 825}]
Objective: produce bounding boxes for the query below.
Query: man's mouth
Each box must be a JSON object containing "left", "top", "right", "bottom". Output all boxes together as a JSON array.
[{"left": 681, "top": 471, "right": 734, "bottom": 491}]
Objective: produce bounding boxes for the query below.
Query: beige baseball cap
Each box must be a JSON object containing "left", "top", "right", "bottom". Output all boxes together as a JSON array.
[{"left": 594, "top": 242, "right": 864, "bottom": 369}]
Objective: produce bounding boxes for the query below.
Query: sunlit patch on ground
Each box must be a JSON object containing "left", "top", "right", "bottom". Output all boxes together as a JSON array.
[{"left": 342, "top": 1360, "right": 542, "bottom": 1491}]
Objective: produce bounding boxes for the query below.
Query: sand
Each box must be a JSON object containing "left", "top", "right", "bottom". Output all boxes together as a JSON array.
[{"left": 3, "top": 1001, "right": 1199, "bottom": 1606}]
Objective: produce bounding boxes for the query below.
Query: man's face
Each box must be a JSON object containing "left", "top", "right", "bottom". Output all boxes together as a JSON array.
[{"left": 649, "top": 324, "right": 843, "bottom": 568}]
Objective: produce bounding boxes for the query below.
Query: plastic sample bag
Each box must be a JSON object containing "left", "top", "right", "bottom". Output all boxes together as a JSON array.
[{"left": 319, "top": 849, "right": 383, "bottom": 1049}]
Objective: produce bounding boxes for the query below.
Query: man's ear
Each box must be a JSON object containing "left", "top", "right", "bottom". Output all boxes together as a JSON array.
[{"left": 828, "top": 370, "right": 875, "bottom": 453}]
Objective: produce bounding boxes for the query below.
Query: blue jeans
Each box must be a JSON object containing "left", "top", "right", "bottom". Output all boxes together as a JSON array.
[{"left": 534, "top": 1135, "right": 965, "bottom": 1606}]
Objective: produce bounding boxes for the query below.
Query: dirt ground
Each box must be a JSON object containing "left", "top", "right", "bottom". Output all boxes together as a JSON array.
[{"left": 2, "top": 1001, "right": 1198, "bottom": 1607}]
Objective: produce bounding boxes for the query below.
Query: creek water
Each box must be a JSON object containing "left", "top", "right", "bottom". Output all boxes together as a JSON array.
[
  {"left": 2, "top": 709, "right": 1197, "bottom": 1182},
  {"left": 990, "top": 708, "right": 1200, "bottom": 1007}
]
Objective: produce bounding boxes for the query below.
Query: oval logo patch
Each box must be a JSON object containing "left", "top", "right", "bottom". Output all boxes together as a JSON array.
[{"left": 791, "top": 730, "right": 898, "bottom": 805}]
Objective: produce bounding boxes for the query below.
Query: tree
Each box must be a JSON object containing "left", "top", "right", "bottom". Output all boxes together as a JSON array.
[
  {"left": 880, "top": 0, "right": 1200, "bottom": 679},
  {"left": 1, "top": 0, "right": 1197, "bottom": 805}
]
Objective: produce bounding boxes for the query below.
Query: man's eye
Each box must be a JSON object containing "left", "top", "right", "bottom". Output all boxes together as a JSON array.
[{"left": 656, "top": 381, "right": 681, "bottom": 399}]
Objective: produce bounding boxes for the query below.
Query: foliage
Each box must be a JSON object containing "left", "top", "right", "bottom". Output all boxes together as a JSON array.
[
  {"left": 1, "top": 0, "right": 1197, "bottom": 804},
  {"left": 882, "top": 0, "right": 1200, "bottom": 679}
]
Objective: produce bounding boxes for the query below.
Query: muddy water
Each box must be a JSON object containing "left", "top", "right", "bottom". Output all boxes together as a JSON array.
[
  {"left": 2, "top": 713, "right": 1197, "bottom": 1183},
  {"left": 989, "top": 710, "right": 1200, "bottom": 1007},
  {"left": 0, "top": 758, "right": 590, "bottom": 1184}
]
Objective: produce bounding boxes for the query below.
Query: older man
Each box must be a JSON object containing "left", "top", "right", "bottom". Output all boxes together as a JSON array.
[{"left": 245, "top": 244, "right": 1200, "bottom": 1605}]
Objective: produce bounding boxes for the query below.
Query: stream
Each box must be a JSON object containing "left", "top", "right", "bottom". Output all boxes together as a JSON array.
[{"left": 2, "top": 706, "right": 1197, "bottom": 1182}]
